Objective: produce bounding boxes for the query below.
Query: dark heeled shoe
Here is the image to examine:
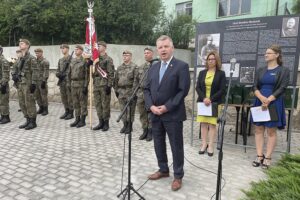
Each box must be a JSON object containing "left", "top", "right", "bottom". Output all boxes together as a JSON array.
[
  {"left": 261, "top": 157, "right": 271, "bottom": 169},
  {"left": 207, "top": 151, "right": 214, "bottom": 157},
  {"left": 252, "top": 155, "right": 265, "bottom": 167},
  {"left": 198, "top": 144, "right": 208, "bottom": 154}
]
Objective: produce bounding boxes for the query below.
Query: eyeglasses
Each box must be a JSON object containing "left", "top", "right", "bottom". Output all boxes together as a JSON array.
[{"left": 208, "top": 58, "right": 216, "bottom": 61}]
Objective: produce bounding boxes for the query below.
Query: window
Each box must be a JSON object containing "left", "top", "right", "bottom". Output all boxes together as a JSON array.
[
  {"left": 218, "top": 0, "right": 251, "bottom": 17},
  {"left": 176, "top": 1, "right": 193, "bottom": 16}
]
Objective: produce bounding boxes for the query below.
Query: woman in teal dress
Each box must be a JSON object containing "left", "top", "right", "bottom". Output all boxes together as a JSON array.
[
  {"left": 251, "top": 45, "right": 289, "bottom": 169},
  {"left": 196, "top": 51, "right": 226, "bottom": 156}
]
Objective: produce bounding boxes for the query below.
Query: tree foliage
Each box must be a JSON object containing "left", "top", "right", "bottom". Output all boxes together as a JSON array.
[
  {"left": 155, "top": 14, "right": 196, "bottom": 49},
  {"left": 0, "top": 0, "right": 163, "bottom": 46},
  {"left": 292, "top": 0, "right": 300, "bottom": 14}
]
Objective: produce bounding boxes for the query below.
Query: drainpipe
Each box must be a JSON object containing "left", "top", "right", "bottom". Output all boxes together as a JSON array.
[{"left": 275, "top": 0, "right": 280, "bottom": 15}]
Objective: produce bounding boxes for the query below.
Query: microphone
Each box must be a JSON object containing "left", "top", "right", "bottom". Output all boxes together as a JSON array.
[{"left": 230, "top": 58, "right": 236, "bottom": 74}]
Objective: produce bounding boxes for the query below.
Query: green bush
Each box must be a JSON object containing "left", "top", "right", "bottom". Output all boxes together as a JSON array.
[{"left": 242, "top": 154, "right": 300, "bottom": 200}]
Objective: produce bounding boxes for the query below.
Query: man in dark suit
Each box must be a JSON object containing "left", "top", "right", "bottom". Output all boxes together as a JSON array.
[{"left": 144, "top": 35, "right": 190, "bottom": 191}]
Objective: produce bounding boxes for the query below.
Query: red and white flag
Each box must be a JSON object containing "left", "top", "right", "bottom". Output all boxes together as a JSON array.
[{"left": 84, "top": 17, "right": 99, "bottom": 60}]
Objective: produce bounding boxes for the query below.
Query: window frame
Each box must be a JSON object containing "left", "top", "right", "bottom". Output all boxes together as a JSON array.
[
  {"left": 217, "top": 0, "right": 251, "bottom": 18},
  {"left": 176, "top": 1, "right": 193, "bottom": 16}
]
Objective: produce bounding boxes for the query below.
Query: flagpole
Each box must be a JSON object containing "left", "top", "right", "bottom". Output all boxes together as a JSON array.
[{"left": 87, "top": 0, "right": 94, "bottom": 130}]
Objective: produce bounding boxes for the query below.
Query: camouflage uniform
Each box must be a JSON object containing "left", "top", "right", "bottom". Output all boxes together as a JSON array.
[
  {"left": 114, "top": 61, "right": 137, "bottom": 133},
  {"left": 16, "top": 51, "right": 39, "bottom": 129},
  {"left": 0, "top": 55, "right": 10, "bottom": 124},
  {"left": 92, "top": 54, "right": 115, "bottom": 131},
  {"left": 134, "top": 62, "right": 152, "bottom": 125},
  {"left": 68, "top": 56, "right": 89, "bottom": 128},
  {"left": 12, "top": 57, "right": 22, "bottom": 112},
  {"left": 35, "top": 56, "right": 49, "bottom": 115},
  {"left": 56, "top": 55, "right": 73, "bottom": 119}
]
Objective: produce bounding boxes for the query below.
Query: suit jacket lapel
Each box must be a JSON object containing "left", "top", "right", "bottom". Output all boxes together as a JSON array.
[
  {"left": 154, "top": 61, "right": 161, "bottom": 89},
  {"left": 158, "top": 57, "right": 175, "bottom": 89}
]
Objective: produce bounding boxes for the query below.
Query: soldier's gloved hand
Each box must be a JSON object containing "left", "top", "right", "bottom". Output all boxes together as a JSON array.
[
  {"left": 115, "top": 91, "right": 119, "bottom": 98},
  {"left": 41, "top": 81, "right": 46, "bottom": 89},
  {"left": 30, "top": 84, "right": 36, "bottom": 94},
  {"left": 132, "top": 95, "right": 137, "bottom": 101},
  {"left": 1, "top": 83, "right": 7, "bottom": 94},
  {"left": 82, "top": 87, "right": 88, "bottom": 95},
  {"left": 105, "top": 86, "right": 111, "bottom": 95},
  {"left": 12, "top": 74, "right": 19, "bottom": 82},
  {"left": 86, "top": 60, "right": 93, "bottom": 68}
]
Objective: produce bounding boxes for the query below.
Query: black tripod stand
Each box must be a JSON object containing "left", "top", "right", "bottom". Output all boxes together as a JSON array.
[
  {"left": 215, "top": 58, "right": 236, "bottom": 200},
  {"left": 116, "top": 102, "right": 145, "bottom": 200},
  {"left": 116, "top": 60, "right": 158, "bottom": 200}
]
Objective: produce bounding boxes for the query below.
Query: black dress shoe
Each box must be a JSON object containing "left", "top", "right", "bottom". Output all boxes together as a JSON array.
[{"left": 198, "top": 144, "right": 208, "bottom": 154}]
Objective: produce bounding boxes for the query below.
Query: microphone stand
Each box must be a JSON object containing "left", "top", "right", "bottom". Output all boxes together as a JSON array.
[
  {"left": 215, "top": 58, "right": 236, "bottom": 200},
  {"left": 116, "top": 60, "right": 157, "bottom": 200}
]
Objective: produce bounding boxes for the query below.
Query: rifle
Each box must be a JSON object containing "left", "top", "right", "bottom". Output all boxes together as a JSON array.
[
  {"left": 57, "top": 51, "right": 74, "bottom": 86},
  {"left": 12, "top": 57, "right": 26, "bottom": 84}
]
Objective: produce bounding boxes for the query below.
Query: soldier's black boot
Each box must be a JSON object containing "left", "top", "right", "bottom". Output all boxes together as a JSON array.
[
  {"left": 37, "top": 106, "right": 44, "bottom": 114},
  {"left": 19, "top": 117, "right": 30, "bottom": 129},
  {"left": 41, "top": 106, "right": 48, "bottom": 116},
  {"left": 139, "top": 128, "right": 148, "bottom": 140},
  {"left": 102, "top": 120, "right": 109, "bottom": 131},
  {"left": 60, "top": 108, "right": 69, "bottom": 119},
  {"left": 146, "top": 128, "right": 152, "bottom": 141},
  {"left": 93, "top": 119, "right": 104, "bottom": 130},
  {"left": 65, "top": 110, "right": 74, "bottom": 120},
  {"left": 0, "top": 115, "right": 10, "bottom": 124},
  {"left": 120, "top": 122, "right": 128, "bottom": 133},
  {"left": 125, "top": 122, "right": 133, "bottom": 134},
  {"left": 76, "top": 115, "right": 86, "bottom": 128},
  {"left": 70, "top": 116, "right": 80, "bottom": 127},
  {"left": 25, "top": 117, "right": 37, "bottom": 130}
]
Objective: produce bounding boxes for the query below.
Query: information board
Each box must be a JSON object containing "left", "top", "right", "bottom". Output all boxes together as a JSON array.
[{"left": 195, "top": 15, "right": 300, "bottom": 86}]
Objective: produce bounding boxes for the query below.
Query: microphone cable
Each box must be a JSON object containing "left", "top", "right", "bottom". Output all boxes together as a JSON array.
[{"left": 124, "top": 152, "right": 226, "bottom": 200}]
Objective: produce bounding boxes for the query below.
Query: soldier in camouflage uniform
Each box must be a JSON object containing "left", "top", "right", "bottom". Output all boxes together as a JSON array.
[
  {"left": 0, "top": 46, "right": 11, "bottom": 124},
  {"left": 56, "top": 44, "right": 74, "bottom": 120},
  {"left": 114, "top": 50, "right": 137, "bottom": 134},
  {"left": 133, "top": 47, "right": 156, "bottom": 141},
  {"left": 34, "top": 48, "right": 50, "bottom": 116},
  {"left": 68, "top": 45, "right": 89, "bottom": 128},
  {"left": 12, "top": 50, "right": 23, "bottom": 112},
  {"left": 92, "top": 41, "right": 115, "bottom": 131},
  {"left": 11, "top": 39, "right": 39, "bottom": 130}
]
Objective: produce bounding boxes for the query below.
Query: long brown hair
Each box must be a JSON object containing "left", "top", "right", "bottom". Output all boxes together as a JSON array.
[
  {"left": 205, "top": 51, "right": 222, "bottom": 70},
  {"left": 268, "top": 44, "right": 283, "bottom": 66}
]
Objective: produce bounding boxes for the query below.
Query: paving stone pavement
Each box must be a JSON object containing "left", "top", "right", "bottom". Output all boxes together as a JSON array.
[{"left": 0, "top": 100, "right": 299, "bottom": 200}]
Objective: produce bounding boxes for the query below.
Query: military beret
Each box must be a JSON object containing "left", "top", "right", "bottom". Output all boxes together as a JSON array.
[
  {"left": 144, "top": 46, "right": 153, "bottom": 52},
  {"left": 75, "top": 45, "right": 84, "bottom": 51},
  {"left": 34, "top": 48, "right": 43, "bottom": 53},
  {"left": 60, "top": 44, "right": 69, "bottom": 49},
  {"left": 122, "top": 50, "right": 132, "bottom": 55},
  {"left": 98, "top": 41, "right": 107, "bottom": 47},
  {"left": 19, "top": 39, "right": 30, "bottom": 46}
]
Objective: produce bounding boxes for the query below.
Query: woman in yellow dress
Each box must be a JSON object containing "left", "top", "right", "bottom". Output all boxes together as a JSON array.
[{"left": 196, "top": 51, "right": 226, "bottom": 156}]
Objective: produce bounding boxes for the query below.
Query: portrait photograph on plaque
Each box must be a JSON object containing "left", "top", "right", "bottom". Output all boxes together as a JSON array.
[
  {"left": 282, "top": 17, "right": 299, "bottom": 37},
  {"left": 240, "top": 67, "right": 255, "bottom": 84},
  {"left": 197, "top": 33, "right": 220, "bottom": 66}
]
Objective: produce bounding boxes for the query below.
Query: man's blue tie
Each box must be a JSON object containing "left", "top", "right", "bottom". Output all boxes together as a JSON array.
[{"left": 159, "top": 62, "right": 167, "bottom": 83}]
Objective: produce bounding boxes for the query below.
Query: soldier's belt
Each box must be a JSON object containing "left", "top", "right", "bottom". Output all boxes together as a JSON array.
[
  {"left": 117, "top": 85, "right": 133, "bottom": 88},
  {"left": 71, "top": 79, "right": 85, "bottom": 81}
]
